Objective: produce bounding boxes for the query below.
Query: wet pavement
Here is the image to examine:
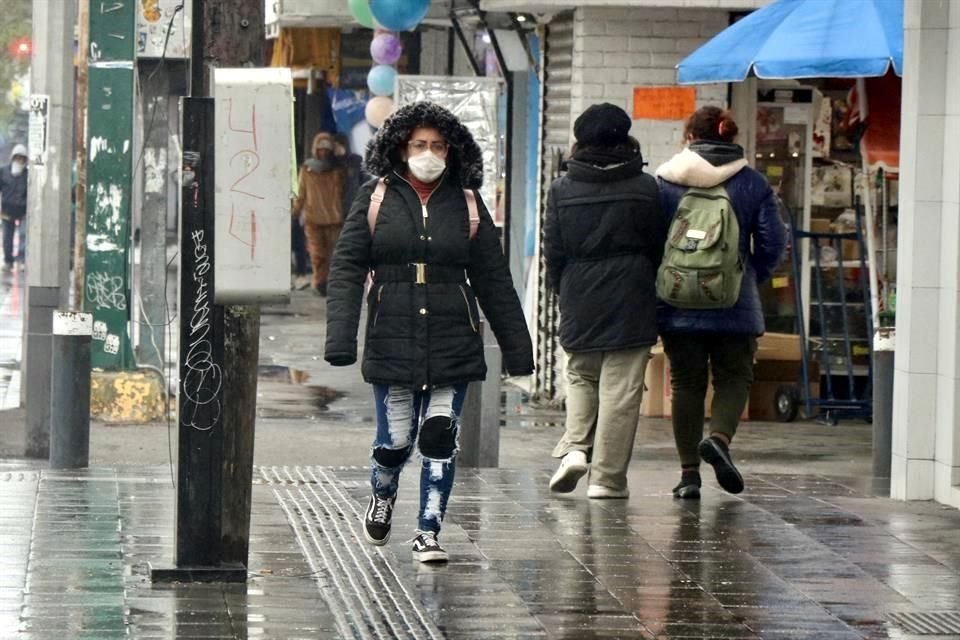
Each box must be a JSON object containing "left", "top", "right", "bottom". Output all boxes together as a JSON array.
[
  {"left": 3, "top": 288, "right": 960, "bottom": 637},
  {"left": 0, "top": 269, "right": 23, "bottom": 410},
  {"left": 3, "top": 461, "right": 960, "bottom": 639}
]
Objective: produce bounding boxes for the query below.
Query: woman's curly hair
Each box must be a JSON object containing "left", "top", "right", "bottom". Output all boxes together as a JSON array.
[{"left": 364, "top": 101, "right": 484, "bottom": 189}]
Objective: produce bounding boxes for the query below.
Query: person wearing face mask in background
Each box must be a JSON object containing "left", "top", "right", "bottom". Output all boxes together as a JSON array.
[
  {"left": 0, "top": 144, "right": 28, "bottom": 272},
  {"left": 292, "top": 132, "right": 346, "bottom": 296},
  {"left": 325, "top": 102, "right": 533, "bottom": 563}
]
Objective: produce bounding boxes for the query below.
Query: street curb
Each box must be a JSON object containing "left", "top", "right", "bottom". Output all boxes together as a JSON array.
[{"left": 90, "top": 370, "right": 168, "bottom": 424}]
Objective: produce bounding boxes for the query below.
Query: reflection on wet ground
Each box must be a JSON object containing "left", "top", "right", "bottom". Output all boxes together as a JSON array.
[
  {"left": 0, "top": 269, "right": 22, "bottom": 409},
  {"left": 5, "top": 462, "right": 956, "bottom": 638},
  {"left": 256, "top": 364, "right": 344, "bottom": 420}
]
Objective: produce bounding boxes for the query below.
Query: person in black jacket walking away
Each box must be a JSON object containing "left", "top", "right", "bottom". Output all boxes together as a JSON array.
[
  {"left": 0, "top": 144, "right": 28, "bottom": 271},
  {"left": 544, "top": 103, "right": 668, "bottom": 499},
  {"left": 325, "top": 102, "right": 534, "bottom": 563},
  {"left": 656, "top": 106, "right": 786, "bottom": 499}
]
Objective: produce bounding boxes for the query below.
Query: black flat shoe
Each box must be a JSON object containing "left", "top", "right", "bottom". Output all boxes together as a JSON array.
[
  {"left": 698, "top": 436, "right": 744, "bottom": 494},
  {"left": 672, "top": 470, "right": 702, "bottom": 500}
]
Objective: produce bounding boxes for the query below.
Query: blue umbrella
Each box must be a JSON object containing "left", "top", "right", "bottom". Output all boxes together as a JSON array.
[{"left": 677, "top": 0, "right": 903, "bottom": 84}]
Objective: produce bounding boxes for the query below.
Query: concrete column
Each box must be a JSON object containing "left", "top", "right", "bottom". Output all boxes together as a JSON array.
[
  {"left": 892, "top": 0, "right": 960, "bottom": 507},
  {"left": 23, "top": 0, "right": 77, "bottom": 457}
]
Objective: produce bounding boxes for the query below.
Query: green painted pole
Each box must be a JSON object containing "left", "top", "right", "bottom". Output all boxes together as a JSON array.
[{"left": 84, "top": 0, "right": 136, "bottom": 370}]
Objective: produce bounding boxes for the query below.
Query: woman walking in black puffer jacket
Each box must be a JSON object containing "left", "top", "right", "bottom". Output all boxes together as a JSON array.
[
  {"left": 656, "top": 106, "right": 786, "bottom": 500},
  {"left": 544, "top": 103, "right": 668, "bottom": 499},
  {"left": 325, "top": 102, "right": 533, "bottom": 563}
]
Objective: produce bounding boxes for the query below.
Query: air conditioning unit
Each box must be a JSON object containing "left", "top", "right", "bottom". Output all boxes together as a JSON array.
[{"left": 265, "top": 0, "right": 356, "bottom": 38}]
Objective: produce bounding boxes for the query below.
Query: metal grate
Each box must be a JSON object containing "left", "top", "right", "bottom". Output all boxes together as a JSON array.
[{"left": 889, "top": 612, "right": 960, "bottom": 635}]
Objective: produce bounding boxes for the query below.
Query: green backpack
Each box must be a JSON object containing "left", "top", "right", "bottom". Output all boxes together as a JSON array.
[{"left": 656, "top": 184, "right": 743, "bottom": 309}]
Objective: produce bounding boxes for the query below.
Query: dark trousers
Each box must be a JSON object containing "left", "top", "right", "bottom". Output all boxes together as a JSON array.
[
  {"left": 2, "top": 217, "right": 21, "bottom": 266},
  {"left": 662, "top": 332, "right": 757, "bottom": 467},
  {"left": 291, "top": 219, "right": 309, "bottom": 276}
]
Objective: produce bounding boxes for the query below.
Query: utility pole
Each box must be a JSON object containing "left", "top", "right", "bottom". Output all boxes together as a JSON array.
[
  {"left": 196, "top": 0, "right": 264, "bottom": 573},
  {"left": 23, "top": 0, "right": 77, "bottom": 458},
  {"left": 152, "top": 0, "right": 264, "bottom": 583}
]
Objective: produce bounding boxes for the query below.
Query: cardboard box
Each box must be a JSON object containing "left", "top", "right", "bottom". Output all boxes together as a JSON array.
[
  {"left": 756, "top": 332, "right": 802, "bottom": 362},
  {"left": 640, "top": 351, "right": 665, "bottom": 417},
  {"left": 752, "top": 337, "right": 809, "bottom": 422}
]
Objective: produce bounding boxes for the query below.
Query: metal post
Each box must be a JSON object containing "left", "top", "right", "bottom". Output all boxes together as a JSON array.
[
  {"left": 49, "top": 312, "right": 92, "bottom": 469},
  {"left": 459, "top": 320, "right": 502, "bottom": 468},
  {"left": 23, "top": 0, "right": 78, "bottom": 458},
  {"left": 873, "top": 331, "right": 895, "bottom": 478}
]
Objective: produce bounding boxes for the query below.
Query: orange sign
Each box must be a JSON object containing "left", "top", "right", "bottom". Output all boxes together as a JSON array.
[{"left": 632, "top": 87, "right": 697, "bottom": 120}]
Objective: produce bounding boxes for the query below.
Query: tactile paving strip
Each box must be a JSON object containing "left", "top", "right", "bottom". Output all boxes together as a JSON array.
[
  {"left": 258, "top": 465, "right": 443, "bottom": 640},
  {"left": 889, "top": 611, "right": 960, "bottom": 635}
]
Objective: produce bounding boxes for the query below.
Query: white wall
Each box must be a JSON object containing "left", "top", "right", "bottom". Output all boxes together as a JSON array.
[
  {"left": 570, "top": 7, "right": 729, "bottom": 170},
  {"left": 892, "top": 0, "right": 960, "bottom": 507}
]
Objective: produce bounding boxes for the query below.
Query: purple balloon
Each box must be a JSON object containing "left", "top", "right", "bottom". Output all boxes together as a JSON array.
[{"left": 370, "top": 32, "right": 403, "bottom": 66}]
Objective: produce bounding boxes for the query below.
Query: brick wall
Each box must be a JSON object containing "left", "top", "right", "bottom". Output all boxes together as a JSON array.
[{"left": 570, "top": 6, "right": 730, "bottom": 170}]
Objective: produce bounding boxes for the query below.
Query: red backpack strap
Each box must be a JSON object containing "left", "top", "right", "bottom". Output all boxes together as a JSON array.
[
  {"left": 463, "top": 188, "right": 479, "bottom": 240},
  {"left": 367, "top": 178, "right": 388, "bottom": 235}
]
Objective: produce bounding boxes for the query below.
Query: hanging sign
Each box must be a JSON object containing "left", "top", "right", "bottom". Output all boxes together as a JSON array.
[{"left": 632, "top": 87, "right": 697, "bottom": 121}]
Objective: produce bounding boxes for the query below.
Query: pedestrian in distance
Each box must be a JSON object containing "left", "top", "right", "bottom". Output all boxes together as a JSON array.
[
  {"left": 333, "top": 132, "right": 366, "bottom": 216},
  {"left": 292, "top": 132, "right": 346, "bottom": 296},
  {"left": 655, "top": 106, "right": 786, "bottom": 499},
  {"left": 0, "top": 144, "right": 28, "bottom": 272},
  {"left": 324, "top": 101, "right": 534, "bottom": 563},
  {"left": 544, "top": 103, "right": 668, "bottom": 499}
]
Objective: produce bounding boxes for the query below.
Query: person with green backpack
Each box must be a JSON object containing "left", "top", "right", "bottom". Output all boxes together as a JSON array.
[{"left": 655, "top": 106, "right": 786, "bottom": 499}]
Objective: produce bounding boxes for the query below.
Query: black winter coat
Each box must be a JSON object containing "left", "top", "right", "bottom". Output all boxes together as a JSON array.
[
  {"left": 0, "top": 165, "right": 27, "bottom": 219},
  {"left": 543, "top": 155, "right": 667, "bottom": 352},
  {"left": 324, "top": 172, "right": 534, "bottom": 388}
]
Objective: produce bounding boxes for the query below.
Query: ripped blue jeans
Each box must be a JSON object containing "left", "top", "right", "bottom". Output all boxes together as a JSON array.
[{"left": 370, "top": 383, "right": 467, "bottom": 533}]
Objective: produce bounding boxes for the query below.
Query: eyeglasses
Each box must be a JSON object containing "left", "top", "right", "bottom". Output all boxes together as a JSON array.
[{"left": 407, "top": 140, "right": 449, "bottom": 154}]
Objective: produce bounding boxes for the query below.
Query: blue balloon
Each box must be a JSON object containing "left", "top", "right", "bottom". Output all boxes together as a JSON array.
[
  {"left": 367, "top": 65, "right": 397, "bottom": 97},
  {"left": 370, "top": 0, "right": 430, "bottom": 32}
]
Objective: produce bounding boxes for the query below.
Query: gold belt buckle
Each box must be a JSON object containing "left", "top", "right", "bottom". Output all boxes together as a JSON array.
[{"left": 412, "top": 262, "right": 427, "bottom": 285}]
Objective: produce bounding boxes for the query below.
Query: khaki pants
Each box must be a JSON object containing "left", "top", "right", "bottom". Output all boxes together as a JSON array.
[
  {"left": 304, "top": 222, "right": 342, "bottom": 289},
  {"left": 552, "top": 346, "right": 652, "bottom": 491}
]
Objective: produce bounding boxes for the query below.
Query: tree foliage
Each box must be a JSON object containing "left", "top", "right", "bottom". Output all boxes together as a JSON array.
[{"left": 0, "top": 0, "right": 32, "bottom": 137}]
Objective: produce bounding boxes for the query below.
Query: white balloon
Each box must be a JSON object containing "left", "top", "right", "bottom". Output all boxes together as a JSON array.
[{"left": 364, "top": 96, "right": 395, "bottom": 128}]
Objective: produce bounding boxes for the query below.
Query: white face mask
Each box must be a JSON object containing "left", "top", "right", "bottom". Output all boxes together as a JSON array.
[
  {"left": 10, "top": 160, "right": 25, "bottom": 176},
  {"left": 407, "top": 152, "right": 446, "bottom": 183}
]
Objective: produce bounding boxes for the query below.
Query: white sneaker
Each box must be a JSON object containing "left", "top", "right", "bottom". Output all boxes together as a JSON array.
[
  {"left": 549, "top": 450, "right": 589, "bottom": 493},
  {"left": 587, "top": 484, "right": 630, "bottom": 499}
]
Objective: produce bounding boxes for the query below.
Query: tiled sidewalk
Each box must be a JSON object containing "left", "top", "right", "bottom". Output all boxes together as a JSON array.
[{"left": 3, "top": 462, "right": 960, "bottom": 639}]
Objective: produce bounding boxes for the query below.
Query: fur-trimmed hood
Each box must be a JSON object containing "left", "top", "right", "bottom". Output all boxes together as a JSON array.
[
  {"left": 364, "top": 101, "right": 484, "bottom": 189},
  {"left": 655, "top": 147, "right": 748, "bottom": 188}
]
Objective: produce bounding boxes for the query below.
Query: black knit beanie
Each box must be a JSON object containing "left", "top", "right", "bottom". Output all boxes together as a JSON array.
[{"left": 573, "top": 103, "right": 632, "bottom": 147}]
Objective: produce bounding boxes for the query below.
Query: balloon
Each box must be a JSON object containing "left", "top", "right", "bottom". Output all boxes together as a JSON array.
[
  {"left": 367, "top": 65, "right": 397, "bottom": 96},
  {"left": 370, "top": 32, "right": 403, "bottom": 65},
  {"left": 370, "top": 0, "right": 430, "bottom": 32},
  {"left": 365, "top": 96, "right": 395, "bottom": 128},
  {"left": 348, "top": 0, "right": 376, "bottom": 29}
]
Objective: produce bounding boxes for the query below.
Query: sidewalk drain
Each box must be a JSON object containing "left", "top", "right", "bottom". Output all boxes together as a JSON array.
[{"left": 889, "top": 612, "right": 960, "bottom": 634}]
